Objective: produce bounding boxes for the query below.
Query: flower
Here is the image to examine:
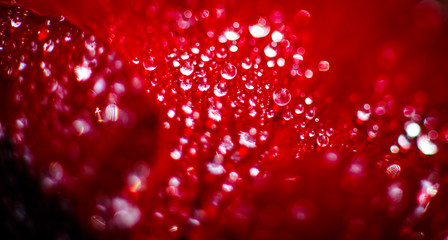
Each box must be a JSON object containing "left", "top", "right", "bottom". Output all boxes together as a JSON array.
[{"left": 1, "top": 0, "right": 448, "bottom": 239}]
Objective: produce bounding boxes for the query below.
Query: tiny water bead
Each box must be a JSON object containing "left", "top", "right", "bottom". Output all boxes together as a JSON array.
[
  {"left": 2, "top": 3, "right": 448, "bottom": 240},
  {"left": 273, "top": 88, "right": 291, "bottom": 106},
  {"left": 220, "top": 63, "right": 237, "bottom": 80},
  {"left": 316, "top": 135, "right": 329, "bottom": 147},
  {"left": 180, "top": 61, "right": 194, "bottom": 76},
  {"left": 214, "top": 82, "right": 229, "bottom": 97},
  {"left": 318, "top": 60, "right": 330, "bottom": 71},
  {"left": 143, "top": 56, "right": 157, "bottom": 71},
  {"left": 249, "top": 18, "right": 270, "bottom": 38}
]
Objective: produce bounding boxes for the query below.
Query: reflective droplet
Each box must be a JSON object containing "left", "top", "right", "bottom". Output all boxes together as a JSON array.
[
  {"left": 305, "top": 108, "right": 316, "bottom": 120},
  {"left": 295, "top": 104, "right": 304, "bottom": 114},
  {"left": 318, "top": 61, "right": 330, "bottom": 71},
  {"left": 180, "top": 62, "right": 194, "bottom": 76},
  {"left": 143, "top": 56, "right": 157, "bottom": 71},
  {"left": 357, "top": 104, "right": 371, "bottom": 122},
  {"left": 295, "top": 10, "right": 311, "bottom": 27},
  {"left": 386, "top": 164, "right": 401, "bottom": 179},
  {"left": 242, "top": 57, "right": 252, "bottom": 69},
  {"left": 273, "top": 88, "right": 291, "bottom": 106},
  {"left": 214, "top": 82, "right": 229, "bottom": 97},
  {"left": 220, "top": 63, "right": 237, "bottom": 80},
  {"left": 264, "top": 45, "right": 277, "bottom": 58},
  {"left": 249, "top": 167, "right": 260, "bottom": 177},
  {"left": 271, "top": 30, "right": 284, "bottom": 42},
  {"left": 224, "top": 30, "right": 240, "bottom": 41},
  {"left": 43, "top": 40, "right": 54, "bottom": 52},
  {"left": 317, "top": 135, "right": 329, "bottom": 147},
  {"left": 171, "top": 149, "right": 182, "bottom": 160},
  {"left": 417, "top": 135, "right": 438, "bottom": 155},
  {"left": 405, "top": 122, "right": 421, "bottom": 138},
  {"left": 105, "top": 104, "right": 119, "bottom": 122},
  {"left": 239, "top": 131, "right": 257, "bottom": 148},
  {"left": 249, "top": 18, "right": 270, "bottom": 38},
  {"left": 74, "top": 65, "right": 92, "bottom": 82},
  {"left": 90, "top": 215, "right": 106, "bottom": 231},
  {"left": 11, "top": 17, "right": 22, "bottom": 28},
  {"left": 403, "top": 106, "right": 415, "bottom": 118}
]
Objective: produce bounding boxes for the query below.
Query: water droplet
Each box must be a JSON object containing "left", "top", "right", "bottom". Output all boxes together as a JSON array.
[
  {"left": 207, "top": 162, "right": 226, "bottom": 175},
  {"left": 305, "top": 69, "right": 313, "bottom": 78},
  {"left": 208, "top": 107, "right": 222, "bottom": 122},
  {"left": 403, "top": 106, "right": 415, "bottom": 118},
  {"left": 180, "top": 62, "right": 194, "bottom": 76},
  {"left": 273, "top": 88, "right": 291, "bottom": 106},
  {"left": 317, "top": 135, "right": 329, "bottom": 147},
  {"left": 242, "top": 57, "right": 252, "bottom": 69},
  {"left": 295, "top": 104, "right": 304, "bottom": 114},
  {"left": 239, "top": 131, "right": 257, "bottom": 148},
  {"left": 249, "top": 18, "right": 270, "bottom": 38},
  {"left": 417, "top": 134, "right": 438, "bottom": 155},
  {"left": 201, "top": 49, "right": 214, "bottom": 62},
  {"left": 171, "top": 149, "right": 182, "bottom": 160},
  {"left": 318, "top": 61, "right": 330, "bottom": 71},
  {"left": 90, "top": 215, "right": 106, "bottom": 231},
  {"left": 112, "top": 198, "right": 141, "bottom": 229},
  {"left": 386, "top": 164, "right": 401, "bottom": 178},
  {"left": 224, "top": 30, "right": 240, "bottom": 41},
  {"left": 293, "top": 54, "right": 304, "bottom": 63},
  {"left": 220, "top": 63, "right": 237, "bottom": 80},
  {"left": 405, "top": 122, "right": 421, "bottom": 138},
  {"left": 305, "top": 108, "right": 316, "bottom": 120},
  {"left": 11, "top": 17, "right": 22, "bottom": 28},
  {"left": 357, "top": 104, "right": 371, "bottom": 122},
  {"left": 74, "top": 65, "right": 92, "bottom": 82},
  {"left": 305, "top": 97, "right": 313, "bottom": 105},
  {"left": 214, "top": 82, "right": 229, "bottom": 97},
  {"left": 283, "top": 111, "right": 293, "bottom": 120},
  {"left": 43, "top": 40, "right": 54, "bottom": 52},
  {"left": 271, "top": 30, "right": 284, "bottom": 42},
  {"left": 295, "top": 10, "right": 311, "bottom": 27},
  {"left": 264, "top": 45, "right": 277, "bottom": 58},
  {"left": 105, "top": 104, "right": 119, "bottom": 122},
  {"left": 143, "top": 56, "right": 157, "bottom": 71}
]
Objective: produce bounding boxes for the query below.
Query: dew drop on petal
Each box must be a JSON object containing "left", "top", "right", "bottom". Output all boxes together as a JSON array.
[
  {"left": 90, "top": 215, "right": 106, "bottom": 231},
  {"left": 239, "top": 131, "right": 257, "bottom": 148},
  {"left": 171, "top": 149, "right": 182, "bottom": 160},
  {"left": 386, "top": 164, "right": 401, "bottom": 179},
  {"left": 112, "top": 198, "right": 141, "bottom": 229},
  {"left": 317, "top": 135, "right": 329, "bottom": 147},
  {"left": 249, "top": 19, "right": 270, "bottom": 38},
  {"left": 264, "top": 45, "right": 277, "bottom": 58},
  {"left": 417, "top": 134, "right": 438, "bottom": 155},
  {"left": 273, "top": 88, "right": 291, "bottom": 106},
  {"left": 249, "top": 167, "right": 260, "bottom": 177},
  {"left": 271, "top": 30, "right": 284, "bottom": 42},
  {"left": 357, "top": 104, "right": 371, "bottom": 122},
  {"left": 220, "top": 63, "right": 237, "bottom": 80},
  {"left": 143, "top": 56, "right": 157, "bottom": 71},
  {"left": 224, "top": 30, "right": 240, "bottom": 41},
  {"left": 180, "top": 62, "right": 194, "bottom": 76},
  {"left": 406, "top": 122, "right": 421, "bottom": 138},
  {"left": 295, "top": 10, "right": 311, "bottom": 27},
  {"left": 105, "top": 104, "right": 119, "bottom": 122},
  {"left": 318, "top": 61, "right": 330, "bottom": 71},
  {"left": 295, "top": 104, "right": 304, "bottom": 114},
  {"left": 207, "top": 163, "right": 226, "bottom": 175},
  {"left": 74, "top": 65, "right": 92, "bottom": 82},
  {"left": 11, "top": 17, "right": 22, "bottom": 28},
  {"left": 214, "top": 82, "right": 229, "bottom": 97}
]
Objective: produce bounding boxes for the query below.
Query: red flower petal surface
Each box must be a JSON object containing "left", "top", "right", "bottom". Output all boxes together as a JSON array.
[{"left": 1, "top": 0, "right": 448, "bottom": 239}]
